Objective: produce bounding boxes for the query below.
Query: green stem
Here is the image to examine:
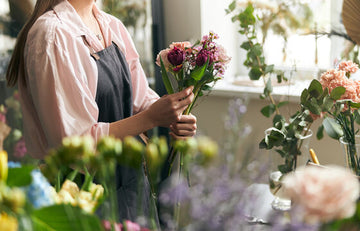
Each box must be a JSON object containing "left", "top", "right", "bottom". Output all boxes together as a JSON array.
[
  {"left": 184, "top": 84, "right": 201, "bottom": 115},
  {"left": 174, "top": 152, "right": 184, "bottom": 230}
]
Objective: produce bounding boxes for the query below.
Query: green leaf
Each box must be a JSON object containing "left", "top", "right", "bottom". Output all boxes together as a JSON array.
[
  {"left": 160, "top": 57, "right": 174, "bottom": 94},
  {"left": 278, "top": 164, "right": 292, "bottom": 174},
  {"left": 251, "top": 44, "right": 263, "bottom": 56},
  {"left": 240, "top": 41, "right": 252, "bottom": 51},
  {"left": 308, "top": 79, "right": 323, "bottom": 98},
  {"left": 264, "top": 64, "right": 274, "bottom": 74},
  {"left": 273, "top": 114, "right": 285, "bottom": 126},
  {"left": 355, "top": 110, "right": 360, "bottom": 125},
  {"left": 305, "top": 98, "right": 322, "bottom": 115},
  {"left": 263, "top": 78, "right": 273, "bottom": 96},
  {"left": 300, "top": 89, "right": 309, "bottom": 105},
  {"left": 322, "top": 96, "right": 334, "bottom": 112},
  {"left": 322, "top": 117, "right": 344, "bottom": 140},
  {"left": 350, "top": 101, "right": 360, "bottom": 108},
  {"left": 261, "top": 104, "right": 276, "bottom": 118},
  {"left": 190, "top": 59, "right": 209, "bottom": 81},
  {"left": 277, "top": 101, "right": 289, "bottom": 108},
  {"left": 265, "top": 129, "right": 286, "bottom": 147},
  {"left": 317, "top": 124, "right": 324, "bottom": 140},
  {"left": 259, "top": 139, "right": 267, "bottom": 149},
  {"left": 330, "top": 86, "right": 345, "bottom": 100},
  {"left": 7, "top": 166, "right": 34, "bottom": 187},
  {"left": 249, "top": 67, "right": 262, "bottom": 80},
  {"left": 31, "top": 204, "right": 104, "bottom": 231},
  {"left": 228, "top": 0, "right": 236, "bottom": 12}
]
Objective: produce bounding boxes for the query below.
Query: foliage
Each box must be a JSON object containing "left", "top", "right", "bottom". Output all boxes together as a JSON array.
[
  {"left": 227, "top": 2, "right": 315, "bottom": 174},
  {"left": 226, "top": 0, "right": 312, "bottom": 60},
  {"left": 227, "top": 2, "right": 288, "bottom": 117}
]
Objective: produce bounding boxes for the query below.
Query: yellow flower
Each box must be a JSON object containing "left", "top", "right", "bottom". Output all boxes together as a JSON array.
[
  {"left": 57, "top": 190, "right": 76, "bottom": 206},
  {"left": 0, "top": 150, "right": 8, "bottom": 182},
  {"left": 78, "top": 191, "right": 96, "bottom": 213},
  {"left": 89, "top": 183, "right": 104, "bottom": 201},
  {"left": 0, "top": 212, "right": 18, "bottom": 231},
  {"left": 60, "top": 180, "right": 79, "bottom": 199}
]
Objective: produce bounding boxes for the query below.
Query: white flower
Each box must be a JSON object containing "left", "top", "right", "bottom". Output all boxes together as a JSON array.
[{"left": 282, "top": 165, "right": 360, "bottom": 224}]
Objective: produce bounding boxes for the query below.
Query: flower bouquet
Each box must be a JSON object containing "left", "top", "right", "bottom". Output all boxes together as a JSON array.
[
  {"left": 156, "top": 31, "right": 230, "bottom": 173},
  {"left": 156, "top": 31, "right": 231, "bottom": 116}
]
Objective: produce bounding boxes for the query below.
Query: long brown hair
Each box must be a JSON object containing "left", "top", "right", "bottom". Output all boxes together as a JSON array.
[{"left": 6, "top": 0, "right": 64, "bottom": 87}]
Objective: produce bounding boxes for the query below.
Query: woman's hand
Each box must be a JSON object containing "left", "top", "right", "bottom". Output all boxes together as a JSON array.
[
  {"left": 146, "top": 86, "right": 194, "bottom": 128},
  {"left": 169, "top": 114, "right": 197, "bottom": 140}
]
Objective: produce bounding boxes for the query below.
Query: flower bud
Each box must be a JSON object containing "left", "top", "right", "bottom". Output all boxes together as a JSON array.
[
  {"left": 196, "top": 137, "right": 218, "bottom": 165},
  {"left": 3, "top": 188, "right": 26, "bottom": 213},
  {"left": 97, "top": 136, "right": 122, "bottom": 161},
  {"left": 0, "top": 212, "right": 18, "bottom": 231},
  {"left": 60, "top": 135, "right": 95, "bottom": 164},
  {"left": 61, "top": 179, "right": 80, "bottom": 199},
  {"left": 145, "top": 143, "right": 160, "bottom": 170},
  {"left": 0, "top": 150, "right": 8, "bottom": 182},
  {"left": 89, "top": 183, "right": 104, "bottom": 201},
  {"left": 120, "top": 136, "right": 144, "bottom": 168}
]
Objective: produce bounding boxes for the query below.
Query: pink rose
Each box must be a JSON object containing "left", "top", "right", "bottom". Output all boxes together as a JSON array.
[
  {"left": 282, "top": 165, "right": 360, "bottom": 224},
  {"left": 156, "top": 48, "right": 171, "bottom": 70}
]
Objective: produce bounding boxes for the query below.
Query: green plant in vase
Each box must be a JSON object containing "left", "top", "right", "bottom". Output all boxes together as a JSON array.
[{"left": 304, "top": 61, "right": 360, "bottom": 176}]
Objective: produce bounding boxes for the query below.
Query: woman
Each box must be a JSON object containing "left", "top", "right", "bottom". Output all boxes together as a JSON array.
[{"left": 6, "top": 0, "right": 197, "bottom": 225}]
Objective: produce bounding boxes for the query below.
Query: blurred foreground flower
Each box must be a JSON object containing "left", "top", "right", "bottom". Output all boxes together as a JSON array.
[
  {"left": 282, "top": 165, "right": 360, "bottom": 224},
  {"left": 0, "top": 212, "right": 18, "bottom": 231},
  {"left": 53, "top": 179, "right": 104, "bottom": 214}
]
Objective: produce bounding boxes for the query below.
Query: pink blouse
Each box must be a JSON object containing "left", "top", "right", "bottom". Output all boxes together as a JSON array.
[{"left": 19, "top": 1, "right": 159, "bottom": 158}]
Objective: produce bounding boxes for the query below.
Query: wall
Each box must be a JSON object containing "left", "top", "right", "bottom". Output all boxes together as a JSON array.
[{"left": 192, "top": 94, "right": 345, "bottom": 166}]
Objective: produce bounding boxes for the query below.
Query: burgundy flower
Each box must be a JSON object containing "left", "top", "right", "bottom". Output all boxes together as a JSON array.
[
  {"left": 196, "top": 49, "right": 213, "bottom": 67},
  {"left": 167, "top": 47, "right": 185, "bottom": 66}
]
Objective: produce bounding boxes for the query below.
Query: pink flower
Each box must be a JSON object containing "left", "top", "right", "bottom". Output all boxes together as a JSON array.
[
  {"left": 338, "top": 60, "right": 359, "bottom": 74},
  {"left": 0, "top": 105, "right": 6, "bottom": 124},
  {"left": 282, "top": 165, "right": 360, "bottom": 224},
  {"left": 0, "top": 113, "right": 5, "bottom": 124},
  {"left": 102, "top": 220, "right": 122, "bottom": 231},
  {"left": 320, "top": 69, "right": 360, "bottom": 105},
  {"left": 13, "top": 137, "right": 27, "bottom": 159},
  {"left": 123, "top": 220, "right": 141, "bottom": 231},
  {"left": 102, "top": 220, "right": 149, "bottom": 231},
  {"left": 156, "top": 48, "right": 171, "bottom": 70},
  {"left": 169, "top": 41, "right": 192, "bottom": 50}
]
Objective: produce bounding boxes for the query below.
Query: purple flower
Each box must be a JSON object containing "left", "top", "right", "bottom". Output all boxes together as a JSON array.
[
  {"left": 196, "top": 49, "right": 213, "bottom": 67},
  {"left": 167, "top": 47, "right": 185, "bottom": 66}
]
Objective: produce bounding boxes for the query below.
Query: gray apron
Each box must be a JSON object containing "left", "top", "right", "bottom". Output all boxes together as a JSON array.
[{"left": 83, "top": 38, "right": 155, "bottom": 225}]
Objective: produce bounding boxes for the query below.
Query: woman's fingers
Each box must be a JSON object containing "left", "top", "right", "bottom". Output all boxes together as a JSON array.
[{"left": 170, "top": 114, "right": 197, "bottom": 138}]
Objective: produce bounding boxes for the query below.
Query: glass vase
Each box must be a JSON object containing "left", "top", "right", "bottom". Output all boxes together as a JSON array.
[
  {"left": 339, "top": 135, "right": 360, "bottom": 176},
  {"left": 266, "top": 128, "right": 313, "bottom": 211}
]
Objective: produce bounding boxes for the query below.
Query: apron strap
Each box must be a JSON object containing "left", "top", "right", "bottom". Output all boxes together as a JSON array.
[{"left": 81, "top": 35, "right": 100, "bottom": 61}]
